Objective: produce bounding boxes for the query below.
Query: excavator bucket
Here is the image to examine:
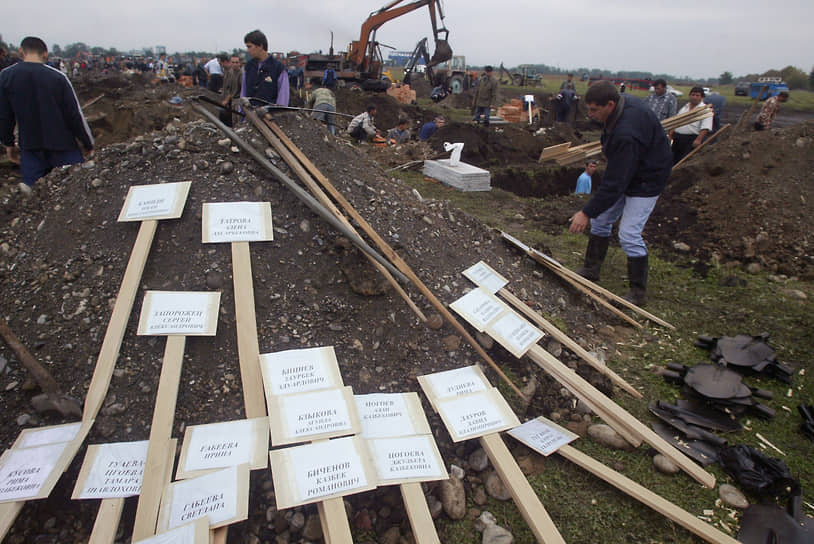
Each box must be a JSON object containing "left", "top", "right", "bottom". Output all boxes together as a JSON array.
[{"left": 429, "top": 39, "right": 452, "bottom": 67}]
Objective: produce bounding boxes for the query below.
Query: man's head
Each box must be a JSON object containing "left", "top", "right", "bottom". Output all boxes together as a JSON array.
[
  {"left": 218, "top": 54, "right": 228, "bottom": 64},
  {"left": 567, "top": 73, "right": 573, "bottom": 81},
  {"left": 366, "top": 105, "right": 377, "bottom": 115},
  {"left": 229, "top": 55, "right": 241, "bottom": 70},
  {"left": 778, "top": 91, "right": 789, "bottom": 103},
  {"left": 653, "top": 78, "right": 667, "bottom": 96},
  {"left": 244, "top": 30, "right": 268, "bottom": 60},
  {"left": 485, "top": 66, "right": 493, "bottom": 75},
  {"left": 397, "top": 118, "right": 409, "bottom": 129},
  {"left": 435, "top": 116, "right": 445, "bottom": 127},
  {"left": 584, "top": 80, "right": 620, "bottom": 123},
  {"left": 20, "top": 36, "right": 48, "bottom": 60},
  {"left": 585, "top": 160, "right": 598, "bottom": 175},
  {"left": 688, "top": 86, "right": 705, "bottom": 105}
]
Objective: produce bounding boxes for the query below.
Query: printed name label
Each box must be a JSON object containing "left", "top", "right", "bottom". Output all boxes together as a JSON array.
[
  {"left": 202, "top": 202, "right": 273, "bottom": 243},
  {"left": 138, "top": 291, "right": 220, "bottom": 336},
  {"left": 450, "top": 288, "right": 507, "bottom": 332},
  {"left": 462, "top": 261, "right": 509, "bottom": 294},
  {"left": 75, "top": 440, "right": 149, "bottom": 499}
]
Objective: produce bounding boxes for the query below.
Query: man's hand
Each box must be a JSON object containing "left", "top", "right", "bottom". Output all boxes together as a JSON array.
[
  {"left": 5, "top": 145, "right": 20, "bottom": 165},
  {"left": 569, "top": 210, "right": 589, "bottom": 233}
]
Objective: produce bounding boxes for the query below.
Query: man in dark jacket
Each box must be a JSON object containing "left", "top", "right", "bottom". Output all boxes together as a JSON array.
[
  {"left": 0, "top": 36, "right": 93, "bottom": 196},
  {"left": 241, "top": 29, "right": 289, "bottom": 109},
  {"left": 568, "top": 80, "right": 672, "bottom": 305}
]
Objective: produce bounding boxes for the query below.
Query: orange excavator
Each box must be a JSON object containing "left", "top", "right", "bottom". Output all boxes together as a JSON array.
[{"left": 299, "top": 0, "right": 452, "bottom": 90}]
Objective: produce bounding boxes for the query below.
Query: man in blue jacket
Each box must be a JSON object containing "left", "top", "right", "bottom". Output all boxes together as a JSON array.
[
  {"left": 568, "top": 80, "right": 672, "bottom": 305},
  {"left": 241, "top": 29, "right": 289, "bottom": 109},
  {"left": 0, "top": 36, "right": 94, "bottom": 196}
]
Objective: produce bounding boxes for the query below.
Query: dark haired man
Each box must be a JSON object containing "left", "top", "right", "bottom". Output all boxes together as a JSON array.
[
  {"left": 644, "top": 78, "right": 677, "bottom": 121},
  {"left": 306, "top": 77, "right": 336, "bottom": 135},
  {"left": 0, "top": 36, "right": 93, "bottom": 196},
  {"left": 205, "top": 54, "right": 228, "bottom": 93},
  {"left": 472, "top": 65, "right": 498, "bottom": 126},
  {"left": 668, "top": 86, "right": 711, "bottom": 164},
  {"left": 241, "top": 30, "right": 289, "bottom": 108},
  {"left": 754, "top": 91, "right": 789, "bottom": 131},
  {"left": 347, "top": 105, "right": 379, "bottom": 143},
  {"left": 568, "top": 80, "right": 671, "bottom": 305}
]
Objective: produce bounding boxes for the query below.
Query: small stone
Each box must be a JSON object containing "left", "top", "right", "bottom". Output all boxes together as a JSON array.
[
  {"left": 380, "top": 526, "right": 401, "bottom": 544},
  {"left": 426, "top": 314, "right": 443, "bottom": 330},
  {"left": 441, "top": 335, "right": 461, "bottom": 351},
  {"left": 719, "top": 483, "right": 749, "bottom": 509},
  {"left": 484, "top": 471, "right": 511, "bottom": 501},
  {"left": 673, "top": 241, "right": 691, "bottom": 252},
  {"left": 439, "top": 476, "right": 466, "bottom": 519},
  {"left": 547, "top": 339, "right": 562, "bottom": 358},
  {"left": 476, "top": 331, "right": 494, "bottom": 349},
  {"left": 217, "top": 138, "right": 231, "bottom": 147},
  {"left": 483, "top": 523, "right": 515, "bottom": 544},
  {"left": 473, "top": 486, "right": 488, "bottom": 505},
  {"left": 37, "top": 314, "right": 48, "bottom": 325},
  {"left": 91, "top": 178, "right": 104, "bottom": 188},
  {"left": 288, "top": 511, "right": 305, "bottom": 531},
  {"left": 299, "top": 220, "right": 310, "bottom": 233},
  {"left": 587, "top": 424, "right": 634, "bottom": 450},
  {"left": 746, "top": 262, "right": 761, "bottom": 274},
  {"left": 653, "top": 454, "right": 680, "bottom": 474},
  {"left": 17, "top": 414, "right": 31, "bottom": 426},
  {"left": 302, "top": 514, "right": 323, "bottom": 540},
  {"left": 220, "top": 161, "right": 234, "bottom": 174},
  {"left": 449, "top": 464, "right": 465, "bottom": 480},
  {"left": 353, "top": 510, "right": 372, "bottom": 530},
  {"left": 782, "top": 288, "right": 807, "bottom": 300},
  {"left": 426, "top": 494, "right": 443, "bottom": 518},
  {"left": 468, "top": 448, "right": 489, "bottom": 472},
  {"left": 205, "top": 270, "right": 225, "bottom": 289},
  {"left": 101, "top": 402, "right": 127, "bottom": 416}
]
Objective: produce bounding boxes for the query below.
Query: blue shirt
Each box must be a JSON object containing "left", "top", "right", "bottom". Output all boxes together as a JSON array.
[
  {"left": 418, "top": 121, "right": 438, "bottom": 140},
  {"left": 575, "top": 172, "right": 592, "bottom": 194}
]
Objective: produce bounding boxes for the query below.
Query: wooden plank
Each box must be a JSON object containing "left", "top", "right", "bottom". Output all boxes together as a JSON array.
[
  {"left": 558, "top": 445, "right": 740, "bottom": 544},
  {"left": 0, "top": 502, "right": 24, "bottom": 539},
  {"left": 211, "top": 526, "right": 228, "bottom": 544},
  {"left": 479, "top": 434, "right": 566, "bottom": 544},
  {"left": 527, "top": 345, "right": 716, "bottom": 488},
  {"left": 132, "top": 335, "right": 186, "bottom": 540},
  {"left": 538, "top": 142, "right": 571, "bottom": 162},
  {"left": 317, "top": 497, "right": 353, "bottom": 544},
  {"left": 400, "top": 482, "right": 440, "bottom": 544},
  {"left": 673, "top": 124, "right": 732, "bottom": 169},
  {"left": 88, "top": 498, "right": 124, "bottom": 544},
  {"left": 247, "top": 112, "right": 426, "bottom": 324},
  {"left": 232, "top": 241, "right": 266, "bottom": 419},
  {"left": 84, "top": 219, "right": 159, "bottom": 421},
  {"left": 265, "top": 121, "right": 526, "bottom": 401},
  {"left": 498, "top": 288, "right": 642, "bottom": 399}
]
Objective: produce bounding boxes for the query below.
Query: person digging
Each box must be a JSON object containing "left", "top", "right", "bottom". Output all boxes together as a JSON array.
[{"left": 568, "top": 81, "right": 672, "bottom": 306}]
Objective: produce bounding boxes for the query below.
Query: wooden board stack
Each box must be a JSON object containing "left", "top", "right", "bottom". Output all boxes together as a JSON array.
[{"left": 422, "top": 159, "right": 492, "bottom": 192}]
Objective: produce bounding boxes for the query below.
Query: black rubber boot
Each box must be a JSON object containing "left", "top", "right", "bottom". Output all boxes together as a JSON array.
[
  {"left": 623, "top": 255, "right": 649, "bottom": 306},
  {"left": 577, "top": 234, "right": 610, "bottom": 281}
]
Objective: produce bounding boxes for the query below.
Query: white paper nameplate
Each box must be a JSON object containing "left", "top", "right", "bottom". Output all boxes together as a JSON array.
[
  {"left": 158, "top": 464, "right": 249, "bottom": 532},
  {"left": 355, "top": 393, "right": 431, "bottom": 438},
  {"left": 133, "top": 518, "right": 209, "bottom": 544},
  {"left": 449, "top": 287, "right": 508, "bottom": 332},
  {"left": 260, "top": 346, "right": 343, "bottom": 397},
  {"left": 118, "top": 181, "right": 191, "bottom": 222},
  {"left": 72, "top": 440, "right": 150, "bottom": 499},
  {"left": 367, "top": 435, "right": 448, "bottom": 485},
  {"left": 268, "top": 387, "right": 360, "bottom": 446},
  {"left": 269, "top": 436, "right": 377, "bottom": 509},
  {"left": 435, "top": 388, "right": 520, "bottom": 442},
  {"left": 176, "top": 418, "right": 269, "bottom": 479},
  {"left": 13, "top": 421, "right": 83, "bottom": 449},
  {"left": 485, "top": 310, "right": 543, "bottom": 358},
  {"left": 202, "top": 202, "right": 273, "bottom": 243},
  {"left": 417, "top": 366, "right": 491, "bottom": 413},
  {"left": 462, "top": 261, "right": 509, "bottom": 294},
  {"left": 507, "top": 417, "right": 578, "bottom": 457},
  {"left": 137, "top": 291, "right": 220, "bottom": 336}
]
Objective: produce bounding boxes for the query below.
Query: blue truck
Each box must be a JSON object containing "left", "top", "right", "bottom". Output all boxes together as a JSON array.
[{"left": 749, "top": 77, "right": 789, "bottom": 100}]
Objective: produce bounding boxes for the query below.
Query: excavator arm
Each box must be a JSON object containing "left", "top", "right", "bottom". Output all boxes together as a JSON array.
[{"left": 348, "top": 0, "right": 451, "bottom": 74}]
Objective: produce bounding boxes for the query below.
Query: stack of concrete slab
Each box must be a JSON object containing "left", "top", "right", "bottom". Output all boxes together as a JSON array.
[{"left": 423, "top": 159, "right": 491, "bottom": 192}]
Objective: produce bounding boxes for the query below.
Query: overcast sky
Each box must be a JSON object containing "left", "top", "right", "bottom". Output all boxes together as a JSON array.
[{"left": 3, "top": 0, "right": 812, "bottom": 79}]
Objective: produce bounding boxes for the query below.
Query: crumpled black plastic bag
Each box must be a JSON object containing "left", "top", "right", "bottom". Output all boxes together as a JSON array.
[{"left": 719, "top": 445, "right": 800, "bottom": 498}]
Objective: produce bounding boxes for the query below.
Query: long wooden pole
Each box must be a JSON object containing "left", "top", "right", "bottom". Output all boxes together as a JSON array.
[
  {"left": 400, "top": 482, "right": 441, "bottom": 544},
  {"left": 673, "top": 124, "right": 732, "bottom": 169},
  {"left": 265, "top": 121, "right": 526, "bottom": 400}
]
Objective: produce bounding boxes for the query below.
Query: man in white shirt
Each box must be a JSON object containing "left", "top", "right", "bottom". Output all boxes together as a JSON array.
[
  {"left": 668, "top": 86, "right": 712, "bottom": 164},
  {"left": 205, "top": 54, "right": 227, "bottom": 93}
]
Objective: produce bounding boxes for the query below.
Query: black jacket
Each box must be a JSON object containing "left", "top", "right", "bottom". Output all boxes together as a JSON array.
[
  {"left": 0, "top": 61, "right": 94, "bottom": 152},
  {"left": 243, "top": 55, "right": 285, "bottom": 106},
  {"left": 582, "top": 95, "right": 672, "bottom": 218}
]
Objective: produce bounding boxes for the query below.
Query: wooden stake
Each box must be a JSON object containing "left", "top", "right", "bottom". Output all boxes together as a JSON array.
[
  {"left": 317, "top": 497, "right": 353, "bottom": 544},
  {"left": 479, "top": 434, "right": 566, "bottom": 544},
  {"left": 527, "top": 345, "right": 716, "bottom": 488},
  {"left": 232, "top": 241, "right": 266, "bottom": 419},
  {"left": 400, "top": 482, "right": 441, "bottom": 544},
  {"left": 0, "top": 502, "right": 24, "bottom": 539},
  {"left": 132, "top": 335, "right": 186, "bottom": 541},
  {"left": 88, "top": 498, "right": 124, "bottom": 544},
  {"left": 557, "top": 445, "right": 739, "bottom": 544},
  {"left": 673, "top": 124, "right": 732, "bottom": 169},
  {"left": 264, "top": 121, "right": 526, "bottom": 400},
  {"left": 498, "top": 288, "right": 642, "bottom": 399},
  {"left": 84, "top": 219, "right": 159, "bottom": 421}
]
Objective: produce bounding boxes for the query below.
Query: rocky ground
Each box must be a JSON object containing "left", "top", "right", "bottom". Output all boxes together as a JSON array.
[{"left": 0, "top": 74, "right": 812, "bottom": 543}]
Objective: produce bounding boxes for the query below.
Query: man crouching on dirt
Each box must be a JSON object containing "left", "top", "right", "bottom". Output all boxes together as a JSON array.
[{"left": 568, "top": 80, "right": 672, "bottom": 306}]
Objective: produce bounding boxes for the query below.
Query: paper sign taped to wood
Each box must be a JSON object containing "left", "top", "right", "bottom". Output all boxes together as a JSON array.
[
  {"left": 485, "top": 310, "right": 543, "bottom": 358},
  {"left": 367, "top": 435, "right": 448, "bottom": 485},
  {"left": 507, "top": 417, "right": 578, "bottom": 457},
  {"left": 158, "top": 464, "right": 249, "bottom": 532},
  {"left": 118, "top": 181, "right": 191, "bottom": 222},
  {"left": 355, "top": 393, "right": 431, "bottom": 438},
  {"left": 132, "top": 517, "right": 209, "bottom": 544},
  {"left": 13, "top": 421, "right": 83, "bottom": 449},
  {"left": 435, "top": 388, "right": 520, "bottom": 442},
  {"left": 449, "top": 287, "right": 508, "bottom": 332},
  {"left": 462, "top": 261, "right": 509, "bottom": 294},
  {"left": 259, "top": 346, "right": 343, "bottom": 397},
  {"left": 268, "top": 386, "right": 360, "bottom": 446},
  {"left": 269, "top": 436, "right": 376, "bottom": 509},
  {"left": 202, "top": 202, "right": 273, "bottom": 243},
  {"left": 417, "top": 366, "right": 491, "bottom": 412},
  {"left": 137, "top": 291, "right": 220, "bottom": 336},
  {"left": 176, "top": 418, "right": 269, "bottom": 479},
  {"left": 72, "top": 440, "right": 149, "bottom": 499}
]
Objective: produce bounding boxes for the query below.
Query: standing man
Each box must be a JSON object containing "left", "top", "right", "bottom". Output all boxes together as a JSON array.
[
  {"left": 704, "top": 91, "right": 726, "bottom": 135},
  {"left": 0, "top": 36, "right": 93, "bottom": 196},
  {"left": 643, "top": 78, "right": 677, "bottom": 121},
  {"left": 568, "top": 80, "right": 672, "bottom": 306},
  {"left": 560, "top": 73, "right": 576, "bottom": 92},
  {"left": 472, "top": 66, "right": 498, "bottom": 126},
  {"left": 575, "top": 160, "right": 596, "bottom": 195},
  {"left": 754, "top": 91, "right": 789, "bottom": 131},
  {"left": 220, "top": 55, "right": 242, "bottom": 127},
  {"left": 155, "top": 52, "right": 170, "bottom": 83},
  {"left": 205, "top": 54, "right": 226, "bottom": 93},
  {"left": 241, "top": 30, "right": 289, "bottom": 108},
  {"left": 668, "top": 86, "right": 712, "bottom": 164}
]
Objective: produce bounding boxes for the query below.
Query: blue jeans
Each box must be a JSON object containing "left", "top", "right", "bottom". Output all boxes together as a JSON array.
[
  {"left": 589, "top": 195, "right": 659, "bottom": 257},
  {"left": 473, "top": 106, "right": 490, "bottom": 125},
  {"left": 311, "top": 103, "right": 336, "bottom": 135},
  {"left": 20, "top": 149, "right": 83, "bottom": 186}
]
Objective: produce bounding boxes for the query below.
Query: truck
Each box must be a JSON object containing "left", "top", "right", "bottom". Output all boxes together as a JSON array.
[
  {"left": 749, "top": 77, "right": 789, "bottom": 100},
  {"left": 403, "top": 40, "right": 475, "bottom": 93}
]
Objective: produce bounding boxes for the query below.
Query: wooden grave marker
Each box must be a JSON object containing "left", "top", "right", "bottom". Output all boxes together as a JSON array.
[
  {"left": 176, "top": 418, "right": 269, "bottom": 480},
  {"left": 267, "top": 386, "right": 360, "bottom": 447},
  {"left": 132, "top": 517, "right": 209, "bottom": 544}
]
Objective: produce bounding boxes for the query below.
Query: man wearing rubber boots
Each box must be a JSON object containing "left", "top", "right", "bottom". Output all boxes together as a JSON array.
[{"left": 568, "top": 80, "right": 672, "bottom": 306}]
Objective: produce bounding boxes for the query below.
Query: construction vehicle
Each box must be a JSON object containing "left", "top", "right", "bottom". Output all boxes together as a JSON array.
[
  {"left": 497, "top": 63, "right": 543, "bottom": 87},
  {"left": 298, "top": 0, "right": 452, "bottom": 91},
  {"left": 402, "top": 40, "right": 474, "bottom": 93}
]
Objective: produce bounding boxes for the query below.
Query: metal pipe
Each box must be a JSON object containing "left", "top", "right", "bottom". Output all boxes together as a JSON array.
[{"left": 191, "top": 101, "right": 409, "bottom": 284}]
